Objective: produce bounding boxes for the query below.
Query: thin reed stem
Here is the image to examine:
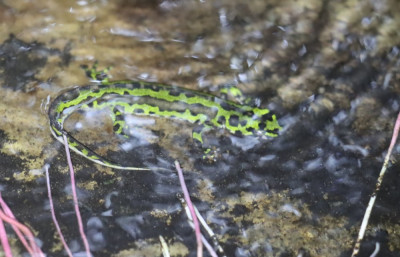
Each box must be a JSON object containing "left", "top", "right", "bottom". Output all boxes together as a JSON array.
[
  {"left": 0, "top": 214, "right": 12, "bottom": 257},
  {"left": 0, "top": 193, "right": 43, "bottom": 256},
  {"left": 45, "top": 165, "right": 73, "bottom": 257},
  {"left": 63, "top": 135, "right": 92, "bottom": 257},
  {"left": 174, "top": 161, "right": 203, "bottom": 257},
  {"left": 351, "top": 112, "right": 400, "bottom": 256},
  {"left": 0, "top": 194, "right": 44, "bottom": 256}
]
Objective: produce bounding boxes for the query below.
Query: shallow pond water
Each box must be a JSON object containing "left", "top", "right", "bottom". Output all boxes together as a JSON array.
[{"left": 0, "top": 0, "right": 400, "bottom": 256}]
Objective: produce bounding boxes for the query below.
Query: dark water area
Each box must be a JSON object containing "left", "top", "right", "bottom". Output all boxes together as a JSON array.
[{"left": 0, "top": 0, "right": 399, "bottom": 256}]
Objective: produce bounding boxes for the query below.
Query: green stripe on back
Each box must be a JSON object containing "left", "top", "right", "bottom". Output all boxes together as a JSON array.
[{"left": 48, "top": 79, "right": 281, "bottom": 170}]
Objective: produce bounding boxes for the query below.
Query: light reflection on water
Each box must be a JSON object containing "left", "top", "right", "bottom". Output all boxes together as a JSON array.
[{"left": 0, "top": 0, "right": 399, "bottom": 256}]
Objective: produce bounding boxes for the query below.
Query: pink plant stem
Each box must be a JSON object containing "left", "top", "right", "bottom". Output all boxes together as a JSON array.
[
  {"left": 63, "top": 135, "right": 91, "bottom": 257},
  {"left": 0, "top": 193, "right": 42, "bottom": 256},
  {"left": 174, "top": 161, "right": 203, "bottom": 257},
  {"left": 351, "top": 112, "right": 400, "bottom": 257},
  {"left": 0, "top": 214, "right": 12, "bottom": 257},
  {"left": 201, "top": 235, "right": 218, "bottom": 257},
  {"left": 45, "top": 165, "right": 74, "bottom": 257},
  {"left": 386, "top": 112, "right": 400, "bottom": 157},
  {"left": 0, "top": 194, "right": 31, "bottom": 251},
  {"left": 0, "top": 209, "right": 34, "bottom": 256},
  {"left": 0, "top": 206, "right": 46, "bottom": 256}
]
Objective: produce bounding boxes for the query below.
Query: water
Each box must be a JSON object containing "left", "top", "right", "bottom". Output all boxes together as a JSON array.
[{"left": 0, "top": 0, "right": 399, "bottom": 256}]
